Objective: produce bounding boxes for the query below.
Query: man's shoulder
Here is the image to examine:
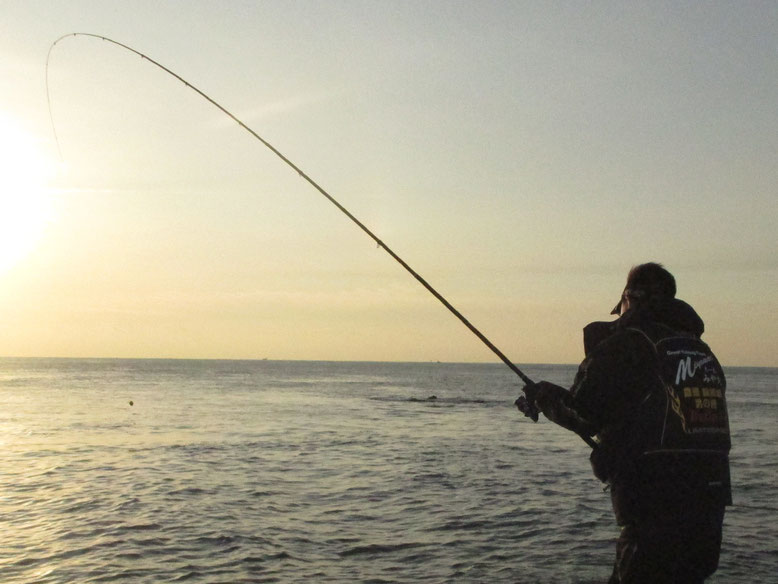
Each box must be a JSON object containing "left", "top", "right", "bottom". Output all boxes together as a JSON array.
[{"left": 588, "top": 326, "right": 657, "bottom": 360}]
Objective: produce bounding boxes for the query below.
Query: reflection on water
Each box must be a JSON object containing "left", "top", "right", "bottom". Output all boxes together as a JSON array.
[{"left": 0, "top": 359, "right": 774, "bottom": 583}]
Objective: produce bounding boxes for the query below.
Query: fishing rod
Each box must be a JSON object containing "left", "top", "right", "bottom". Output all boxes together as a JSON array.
[{"left": 46, "top": 33, "right": 545, "bottom": 418}]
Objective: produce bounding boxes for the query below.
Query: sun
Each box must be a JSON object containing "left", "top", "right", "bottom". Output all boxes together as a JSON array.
[{"left": 0, "top": 112, "right": 57, "bottom": 275}]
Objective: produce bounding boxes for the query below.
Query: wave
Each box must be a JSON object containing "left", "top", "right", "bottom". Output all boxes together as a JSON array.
[
  {"left": 339, "top": 541, "right": 428, "bottom": 557},
  {"left": 369, "top": 395, "right": 494, "bottom": 405}
]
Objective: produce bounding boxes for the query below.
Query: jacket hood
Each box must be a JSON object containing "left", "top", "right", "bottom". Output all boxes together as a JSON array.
[
  {"left": 620, "top": 297, "right": 705, "bottom": 337},
  {"left": 583, "top": 297, "right": 705, "bottom": 356}
]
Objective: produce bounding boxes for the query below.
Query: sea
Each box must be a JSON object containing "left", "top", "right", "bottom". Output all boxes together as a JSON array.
[{"left": 0, "top": 358, "right": 775, "bottom": 584}]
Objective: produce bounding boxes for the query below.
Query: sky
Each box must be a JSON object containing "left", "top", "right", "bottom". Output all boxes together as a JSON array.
[{"left": 0, "top": 1, "right": 776, "bottom": 366}]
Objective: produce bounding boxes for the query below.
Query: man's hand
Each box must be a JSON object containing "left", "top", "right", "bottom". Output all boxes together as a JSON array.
[
  {"left": 515, "top": 381, "right": 571, "bottom": 423},
  {"left": 532, "top": 381, "right": 570, "bottom": 412},
  {"left": 517, "top": 381, "right": 597, "bottom": 444}
]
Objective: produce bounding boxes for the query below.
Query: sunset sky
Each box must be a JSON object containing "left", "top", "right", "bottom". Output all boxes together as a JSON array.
[{"left": 1, "top": 1, "right": 776, "bottom": 366}]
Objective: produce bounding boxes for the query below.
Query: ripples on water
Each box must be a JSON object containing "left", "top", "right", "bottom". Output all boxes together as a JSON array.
[{"left": 0, "top": 359, "right": 774, "bottom": 583}]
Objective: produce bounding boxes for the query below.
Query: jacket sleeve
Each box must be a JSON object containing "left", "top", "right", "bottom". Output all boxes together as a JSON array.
[
  {"left": 570, "top": 329, "right": 659, "bottom": 432},
  {"left": 535, "top": 382, "right": 598, "bottom": 437}
]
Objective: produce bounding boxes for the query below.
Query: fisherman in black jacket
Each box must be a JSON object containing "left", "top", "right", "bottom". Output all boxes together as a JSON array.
[{"left": 517, "top": 263, "right": 731, "bottom": 584}]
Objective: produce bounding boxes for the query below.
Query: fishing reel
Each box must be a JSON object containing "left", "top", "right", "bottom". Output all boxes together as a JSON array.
[{"left": 515, "top": 383, "right": 540, "bottom": 422}]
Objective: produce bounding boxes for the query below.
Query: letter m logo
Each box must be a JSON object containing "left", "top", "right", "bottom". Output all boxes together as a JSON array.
[{"left": 675, "top": 356, "right": 696, "bottom": 385}]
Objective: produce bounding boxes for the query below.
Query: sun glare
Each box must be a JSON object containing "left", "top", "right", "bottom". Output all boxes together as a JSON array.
[{"left": 0, "top": 113, "right": 57, "bottom": 275}]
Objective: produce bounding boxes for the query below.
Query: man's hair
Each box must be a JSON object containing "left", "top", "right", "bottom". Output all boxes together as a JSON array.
[{"left": 625, "top": 262, "right": 676, "bottom": 299}]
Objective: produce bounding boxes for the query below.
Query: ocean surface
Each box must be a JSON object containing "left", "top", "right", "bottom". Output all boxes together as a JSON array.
[{"left": 0, "top": 358, "right": 775, "bottom": 583}]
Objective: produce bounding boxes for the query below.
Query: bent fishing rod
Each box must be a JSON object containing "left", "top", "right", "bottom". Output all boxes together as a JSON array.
[{"left": 47, "top": 33, "right": 549, "bottom": 420}]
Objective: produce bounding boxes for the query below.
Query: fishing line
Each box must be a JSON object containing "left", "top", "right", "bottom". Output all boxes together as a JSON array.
[{"left": 46, "top": 33, "right": 538, "bottom": 396}]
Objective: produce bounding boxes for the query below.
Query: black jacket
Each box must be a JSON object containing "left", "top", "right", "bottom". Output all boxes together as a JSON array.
[{"left": 555, "top": 298, "right": 731, "bottom": 523}]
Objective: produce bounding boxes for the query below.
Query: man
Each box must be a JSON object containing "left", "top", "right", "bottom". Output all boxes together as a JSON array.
[{"left": 517, "top": 263, "right": 731, "bottom": 583}]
